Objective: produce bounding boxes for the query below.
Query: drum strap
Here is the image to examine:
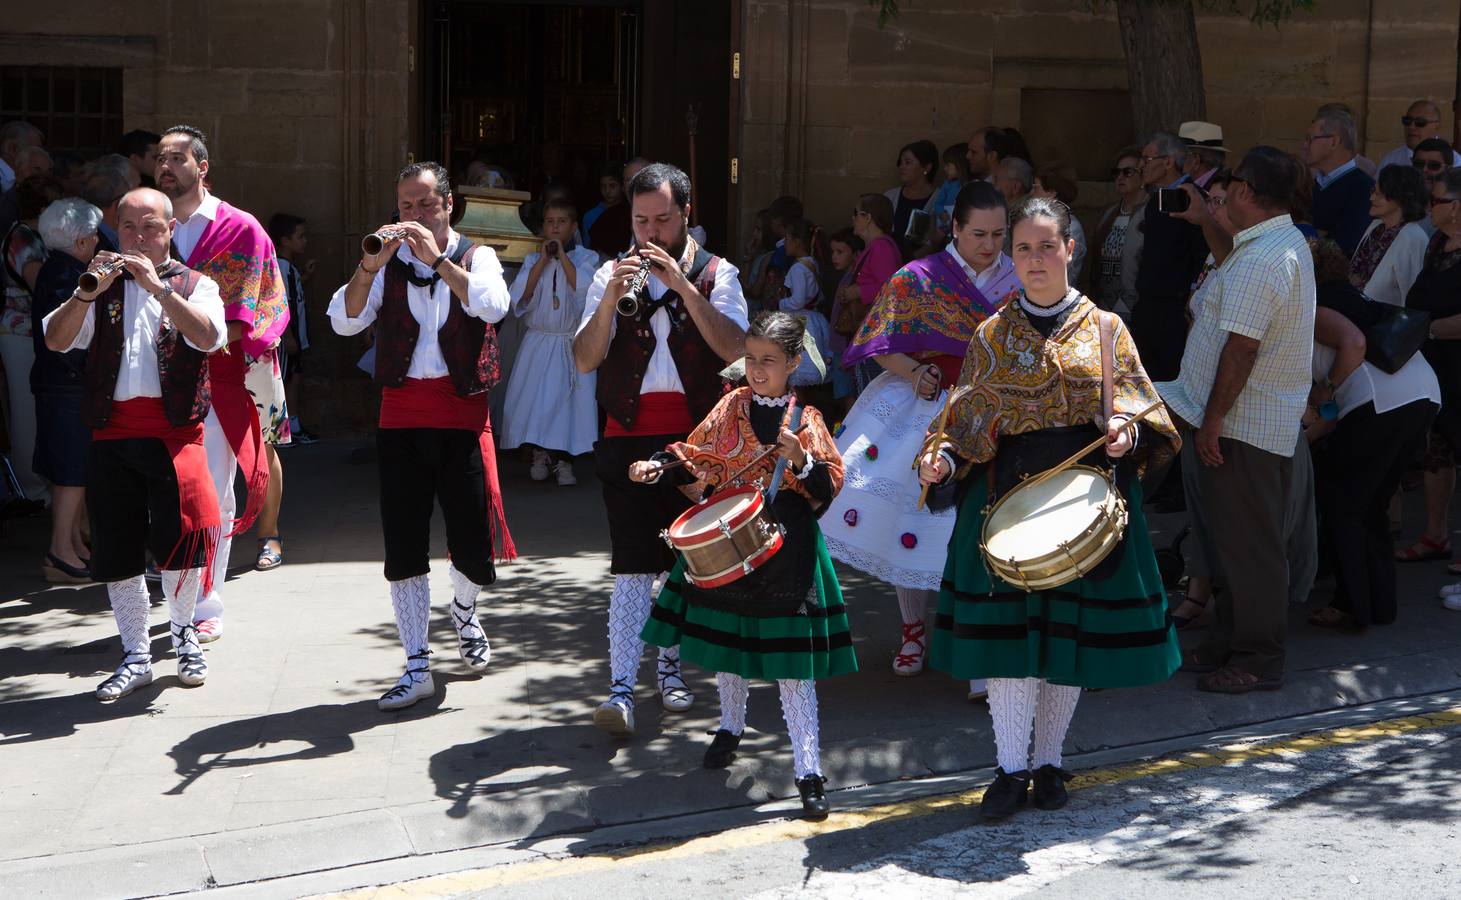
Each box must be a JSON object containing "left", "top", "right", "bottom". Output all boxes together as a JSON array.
[{"left": 1098, "top": 311, "right": 1116, "bottom": 428}]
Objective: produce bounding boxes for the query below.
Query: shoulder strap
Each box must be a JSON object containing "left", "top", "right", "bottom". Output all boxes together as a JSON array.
[
  {"left": 696, "top": 255, "right": 721, "bottom": 299},
  {"left": 451, "top": 238, "right": 477, "bottom": 268},
  {"left": 1098, "top": 310, "right": 1115, "bottom": 426}
]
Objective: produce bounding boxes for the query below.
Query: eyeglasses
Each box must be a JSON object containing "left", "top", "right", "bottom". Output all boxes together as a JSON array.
[
  {"left": 1302, "top": 133, "right": 1337, "bottom": 145},
  {"left": 852, "top": 208, "right": 868, "bottom": 219},
  {"left": 1414, "top": 159, "right": 1448, "bottom": 173},
  {"left": 1207, "top": 195, "right": 1228, "bottom": 207},
  {"left": 1111, "top": 166, "right": 1139, "bottom": 178},
  {"left": 1402, "top": 116, "right": 1436, "bottom": 128},
  {"left": 1139, "top": 155, "right": 1161, "bottom": 164},
  {"left": 1430, "top": 196, "right": 1458, "bottom": 207}
]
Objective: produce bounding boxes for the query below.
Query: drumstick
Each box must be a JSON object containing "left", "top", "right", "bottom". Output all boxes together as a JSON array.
[
  {"left": 706, "top": 422, "right": 810, "bottom": 502},
  {"left": 1021, "top": 401, "right": 1166, "bottom": 492},
  {"left": 766, "top": 401, "right": 804, "bottom": 504},
  {"left": 914, "top": 388, "right": 955, "bottom": 510}
]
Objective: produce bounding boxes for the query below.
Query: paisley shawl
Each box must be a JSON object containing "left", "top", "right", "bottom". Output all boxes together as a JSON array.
[
  {"left": 843, "top": 250, "right": 1020, "bottom": 367},
  {"left": 938, "top": 294, "right": 1180, "bottom": 476}
]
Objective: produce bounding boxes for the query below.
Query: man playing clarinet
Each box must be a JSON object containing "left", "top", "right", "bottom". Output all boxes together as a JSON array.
[{"left": 573, "top": 162, "right": 748, "bottom": 737}]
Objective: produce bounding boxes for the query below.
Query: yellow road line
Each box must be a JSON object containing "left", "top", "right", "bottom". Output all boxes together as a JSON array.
[{"left": 321, "top": 705, "right": 1461, "bottom": 899}]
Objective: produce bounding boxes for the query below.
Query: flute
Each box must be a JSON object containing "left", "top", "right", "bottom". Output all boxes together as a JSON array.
[
  {"left": 78, "top": 258, "right": 127, "bottom": 293},
  {"left": 361, "top": 224, "right": 410, "bottom": 255},
  {"left": 616, "top": 256, "right": 653, "bottom": 316}
]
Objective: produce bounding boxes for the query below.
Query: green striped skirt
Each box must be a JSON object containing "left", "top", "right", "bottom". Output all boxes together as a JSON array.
[
  {"left": 641, "top": 527, "right": 859, "bottom": 681},
  {"left": 929, "top": 476, "right": 1180, "bottom": 689}
]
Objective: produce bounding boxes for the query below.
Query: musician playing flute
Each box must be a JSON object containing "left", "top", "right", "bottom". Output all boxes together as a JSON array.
[
  {"left": 917, "top": 197, "right": 1181, "bottom": 821},
  {"left": 328, "top": 162, "right": 514, "bottom": 711},
  {"left": 574, "top": 162, "right": 748, "bottom": 737},
  {"left": 633, "top": 312, "right": 855, "bottom": 819},
  {"left": 43, "top": 188, "right": 226, "bottom": 701}
]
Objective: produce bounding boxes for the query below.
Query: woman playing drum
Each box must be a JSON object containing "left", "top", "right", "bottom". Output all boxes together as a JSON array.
[
  {"left": 634, "top": 312, "right": 856, "bottom": 820},
  {"left": 821, "top": 181, "right": 1021, "bottom": 685},
  {"left": 918, "top": 197, "right": 1181, "bottom": 821}
]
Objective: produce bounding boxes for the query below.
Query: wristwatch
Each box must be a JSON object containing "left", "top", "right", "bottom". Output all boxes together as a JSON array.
[{"left": 151, "top": 286, "right": 174, "bottom": 303}]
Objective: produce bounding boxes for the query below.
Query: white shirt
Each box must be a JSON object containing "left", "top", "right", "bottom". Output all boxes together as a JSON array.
[
  {"left": 327, "top": 230, "right": 511, "bottom": 379},
  {"left": 1312, "top": 343, "right": 1440, "bottom": 418},
  {"left": 510, "top": 245, "right": 598, "bottom": 334},
  {"left": 1377, "top": 144, "right": 1461, "bottom": 172},
  {"left": 0, "top": 157, "right": 14, "bottom": 193},
  {"left": 779, "top": 256, "right": 820, "bottom": 312},
  {"left": 945, "top": 243, "right": 1012, "bottom": 293},
  {"left": 579, "top": 246, "right": 749, "bottom": 395},
  {"left": 1355, "top": 219, "right": 1429, "bottom": 307},
  {"left": 172, "top": 191, "right": 221, "bottom": 263},
  {"left": 45, "top": 273, "right": 227, "bottom": 401}
]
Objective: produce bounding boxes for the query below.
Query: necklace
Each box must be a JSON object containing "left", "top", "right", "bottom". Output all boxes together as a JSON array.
[
  {"left": 751, "top": 391, "right": 792, "bottom": 407},
  {"left": 1019, "top": 287, "right": 1081, "bottom": 319}
]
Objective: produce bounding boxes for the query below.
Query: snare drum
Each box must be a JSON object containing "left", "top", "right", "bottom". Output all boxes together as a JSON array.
[
  {"left": 980, "top": 465, "right": 1128, "bottom": 592},
  {"left": 663, "top": 486, "right": 784, "bottom": 589}
]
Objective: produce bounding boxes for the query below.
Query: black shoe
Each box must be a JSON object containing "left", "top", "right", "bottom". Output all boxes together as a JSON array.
[
  {"left": 795, "top": 774, "right": 830, "bottom": 821},
  {"left": 1031, "top": 764, "right": 1073, "bottom": 810},
  {"left": 979, "top": 768, "right": 1030, "bottom": 821},
  {"left": 703, "top": 729, "right": 742, "bottom": 769}
]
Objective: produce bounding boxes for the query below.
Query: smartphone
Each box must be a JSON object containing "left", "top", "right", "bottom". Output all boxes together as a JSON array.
[
  {"left": 1157, "top": 188, "right": 1190, "bottom": 214},
  {"left": 544, "top": 240, "right": 560, "bottom": 256}
]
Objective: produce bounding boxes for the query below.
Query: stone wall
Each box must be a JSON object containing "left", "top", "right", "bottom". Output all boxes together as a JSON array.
[
  {"left": 0, "top": 0, "right": 416, "bottom": 433},
  {"left": 739, "top": 0, "right": 1460, "bottom": 241}
]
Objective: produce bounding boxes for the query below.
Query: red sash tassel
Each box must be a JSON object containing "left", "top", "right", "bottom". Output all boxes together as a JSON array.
[
  {"left": 379, "top": 377, "right": 517, "bottom": 562},
  {"left": 209, "top": 348, "right": 268, "bottom": 537},
  {"left": 93, "top": 397, "right": 222, "bottom": 594}
]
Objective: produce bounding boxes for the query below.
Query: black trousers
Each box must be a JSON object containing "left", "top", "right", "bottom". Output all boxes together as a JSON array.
[
  {"left": 1130, "top": 297, "right": 1189, "bottom": 383},
  {"left": 87, "top": 437, "right": 209, "bottom": 581},
  {"left": 594, "top": 434, "right": 694, "bottom": 575},
  {"left": 377, "top": 427, "right": 496, "bottom": 586},
  {"left": 1315, "top": 399, "right": 1436, "bottom": 626}
]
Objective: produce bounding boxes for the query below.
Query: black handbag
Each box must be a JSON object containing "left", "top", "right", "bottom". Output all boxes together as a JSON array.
[{"left": 1364, "top": 306, "right": 1430, "bottom": 374}]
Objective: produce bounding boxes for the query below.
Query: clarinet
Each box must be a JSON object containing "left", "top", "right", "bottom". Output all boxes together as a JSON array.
[{"left": 616, "top": 256, "right": 653, "bottom": 317}]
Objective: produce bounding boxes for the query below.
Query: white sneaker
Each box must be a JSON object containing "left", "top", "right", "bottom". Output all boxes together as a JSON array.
[
  {"left": 594, "top": 694, "right": 636, "bottom": 737},
  {"left": 529, "top": 449, "right": 550, "bottom": 481},
  {"left": 194, "top": 617, "right": 222, "bottom": 643},
  {"left": 1444, "top": 594, "right": 1461, "bottom": 611},
  {"left": 96, "top": 657, "right": 153, "bottom": 701},
  {"left": 378, "top": 671, "right": 435, "bottom": 711},
  {"left": 554, "top": 459, "right": 577, "bottom": 486},
  {"left": 1439, "top": 583, "right": 1461, "bottom": 599}
]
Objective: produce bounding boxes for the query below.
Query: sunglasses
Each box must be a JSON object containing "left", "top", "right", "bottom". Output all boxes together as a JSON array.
[
  {"left": 1430, "top": 196, "right": 1458, "bottom": 207},
  {"left": 1111, "top": 166, "right": 1139, "bottom": 178},
  {"left": 1402, "top": 116, "right": 1435, "bottom": 128},
  {"left": 1414, "top": 159, "right": 1448, "bottom": 173}
]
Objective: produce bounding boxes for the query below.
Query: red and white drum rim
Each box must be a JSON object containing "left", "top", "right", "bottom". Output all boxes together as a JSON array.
[
  {"left": 667, "top": 486, "right": 766, "bottom": 548},
  {"left": 683, "top": 529, "right": 785, "bottom": 589}
]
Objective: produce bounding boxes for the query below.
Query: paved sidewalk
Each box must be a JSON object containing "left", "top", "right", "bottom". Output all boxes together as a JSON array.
[{"left": 2, "top": 441, "right": 1460, "bottom": 896}]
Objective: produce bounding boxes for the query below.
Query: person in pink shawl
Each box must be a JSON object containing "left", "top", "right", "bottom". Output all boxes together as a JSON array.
[{"left": 156, "top": 125, "right": 289, "bottom": 643}]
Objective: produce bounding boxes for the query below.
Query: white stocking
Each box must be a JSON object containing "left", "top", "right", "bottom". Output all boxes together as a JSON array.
[
  {"left": 895, "top": 587, "right": 933, "bottom": 626},
  {"left": 162, "top": 568, "right": 203, "bottom": 654},
  {"left": 448, "top": 562, "right": 486, "bottom": 643},
  {"left": 987, "top": 676, "right": 1038, "bottom": 773},
  {"left": 716, "top": 672, "right": 749, "bottom": 734},
  {"left": 388, "top": 574, "right": 432, "bottom": 683},
  {"left": 107, "top": 576, "right": 152, "bottom": 666},
  {"left": 607, "top": 574, "right": 655, "bottom": 700},
  {"left": 1031, "top": 681, "right": 1082, "bottom": 769},
  {"left": 778, "top": 679, "right": 822, "bottom": 779}
]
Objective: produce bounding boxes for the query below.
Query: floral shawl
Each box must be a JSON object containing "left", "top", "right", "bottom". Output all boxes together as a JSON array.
[{"left": 185, "top": 200, "right": 289, "bottom": 360}]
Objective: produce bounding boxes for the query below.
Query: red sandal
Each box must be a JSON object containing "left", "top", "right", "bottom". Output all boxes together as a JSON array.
[
  {"left": 1394, "top": 536, "right": 1451, "bottom": 562},
  {"left": 892, "top": 620, "right": 926, "bottom": 676}
]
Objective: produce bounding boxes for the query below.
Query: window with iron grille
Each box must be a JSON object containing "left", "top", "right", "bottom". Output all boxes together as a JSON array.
[{"left": 0, "top": 66, "right": 124, "bottom": 158}]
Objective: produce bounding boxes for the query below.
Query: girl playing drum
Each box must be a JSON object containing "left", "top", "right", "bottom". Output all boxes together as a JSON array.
[
  {"left": 632, "top": 311, "right": 857, "bottom": 820},
  {"left": 917, "top": 197, "right": 1181, "bottom": 821}
]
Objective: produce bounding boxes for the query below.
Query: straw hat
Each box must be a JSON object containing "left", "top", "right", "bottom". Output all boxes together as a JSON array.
[{"left": 1178, "top": 121, "right": 1227, "bottom": 152}]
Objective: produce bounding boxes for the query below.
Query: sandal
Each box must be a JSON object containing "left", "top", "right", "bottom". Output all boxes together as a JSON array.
[
  {"left": 1178, "top": 649, "right": 1223, "bottom": 674},
  {"left": 1394, "top": 536, "right": 1450, "bottom": 562},
  {"left": 1197, "top": 665, "right": 1283, "bottom": 694},
  {"left": 1167, "top": 589, "right": 1210, "bottom": 631},
  {"left": 255, "top": 536, "right": 283, "bottom": 571},
  {"left": 1307, "top": 606, "right": 1361, "bottom": 631}
]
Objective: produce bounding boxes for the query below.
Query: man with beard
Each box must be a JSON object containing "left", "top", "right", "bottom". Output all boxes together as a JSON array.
[
  {"left": 329, "top": 161, "right": 514, "bottom": 711},
  {"left": 157, "top": 125, "right": 290, "bottom": 645},
  {"left": 573, "top": 162, "right": 748, "bottom": 737},
  {"left": 42, "top": 188, "right": 227, "bottom": 700}
]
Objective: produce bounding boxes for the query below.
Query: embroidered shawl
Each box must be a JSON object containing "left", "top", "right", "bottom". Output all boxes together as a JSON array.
[
  {"left": 185, "top": 200, "right": 289, "bottom": 359},
  {"left": 666, "top": 387, "right": 844, "bottom": 507},
  {"left": 844, "top": 250, "right": 1020, "bottom": 367},
  {"left": 939, "top": 295, "right": 1179, "bottom": 476}
]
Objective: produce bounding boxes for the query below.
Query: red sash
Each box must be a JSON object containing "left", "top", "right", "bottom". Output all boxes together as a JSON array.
[
  {"left": 603, "top": 391, "right": 693, "bottom": 439},
  {"left": 379, "top": 376, "right": 517, "bottom": 561},
  {"left": 93, "top": 397, "right": 221, "bottom": 590},
  {"left": 208, "top": 345, "right": 268, "bottom": 537}
]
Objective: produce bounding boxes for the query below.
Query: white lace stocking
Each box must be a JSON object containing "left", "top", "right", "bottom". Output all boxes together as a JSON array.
[
  {"left": 389, "top": 574, "right": 432, "bottom": 683},
  {"left": 717, "top": 672, "right": 749, "bottom": 734},
  {"left": 778, "top": 679, "right": 822, "bottom": 779},
  {"left": 107, "top": 576, "right": 151, "bottom": 664},
  {"left": 1031, "top": 681, "right": 1081, "bottom": 769},
  {"left": 894, "top": 586, "right": 934, "bottom": 626},
  {"left": 608, "top": 574, "right": 655, "bottom": 700},
  {"left": 162, "top": 568, "right": 203, "bottom": 653},
  {"left": 987, "top": 676, "right": 1038, "bottom": 773},
  {"left": 448, "top": 562, "right": 486, "bottom": 643}
]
